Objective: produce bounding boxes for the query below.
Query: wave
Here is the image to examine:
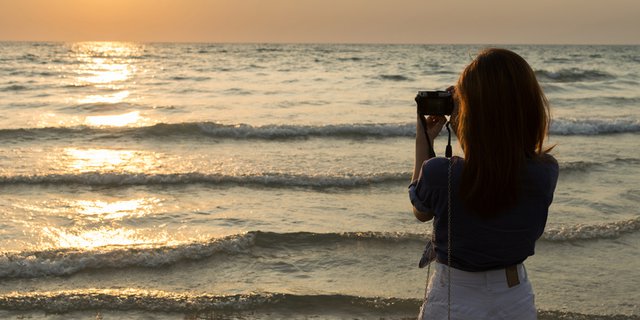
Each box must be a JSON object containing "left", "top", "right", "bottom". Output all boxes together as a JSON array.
[
  {"left": 0, "top": 161, "right": 631, "bottom": 190},
  {"left": 256, "top": 47, "right": 284, "bottom": 53},
  {"left": 70, "top": 102, "right": 141, "bottom": 113},
  {"left": 0, "top": 290, "right": 418, "bottom": 314},
  {"left": 1, "top": 119, "right": 638, "bottom": 142},
  {"left": 536, "top": 68, "right": 615, "bottom": 83},
  {"left": 550, "top": 118, "right": 640, "bottom": 135},
  {"left": 559, "top": 158, "right": 640, "bottom": 175},
  {"left": 1, "top": 84, "right": 29, "bottom": 92},
  {"left": 553, "top": 96, "right": 640, "bottom": 107},
  {"left": 0, "top": 122, "right": 416, "bottom": 141},
  {"left": 62, "top": 83, "right": 94, "bottom": 89},
  {"left": 1, "top": 118, "right": 637, "bottom": 142},
  {"left": 19, "top": 53, "right": 39, "bottom": 62},
  {"left": 379, "top": 74, "right": 412, "bottom": 81},
  {"left": 0, "top": 231, "right": 424, "bottom": 279},
  {"left": 170, "top": 76, "right": 211, "bottom": 82},
  {"left": 0, "top": 161, "right": 633, "bottom": 191},
  {"left": 559, "top": 160, "right": 597, "bottom": 174},
  {"left": 0, "top": 171, "right": 408, "bottom": 188},
  {"left": 1, "top": 220, "right": 638, "bottom": 279},
  {"left": 0, "top": 290, "right": 635, "bottom": 319},
  {"left": 337, "top": 56, "right": 363, "bottom": 62},
  {"left": 253, "top": 231, "right": 426, "bottom": 247},
  {"left": 299, "top": 220, "right": 640, "bottom": 244},
  {"left": 0, "top": 233, "right": 256, "bottom": 278},
  {"left": 541, "top": 217, "right": 640, "bottom": 241}
]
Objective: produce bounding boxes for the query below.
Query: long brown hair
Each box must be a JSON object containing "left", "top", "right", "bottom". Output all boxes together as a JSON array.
[{"left": 455, "top": 48, "right": 551, "bottom": 216}]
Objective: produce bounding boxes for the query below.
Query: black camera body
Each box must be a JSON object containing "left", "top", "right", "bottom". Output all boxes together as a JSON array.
[{"left": 415, "top": 90, "right": 454, "bottom": 116}]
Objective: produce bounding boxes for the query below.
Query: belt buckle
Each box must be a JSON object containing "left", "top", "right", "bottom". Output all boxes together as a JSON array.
[{"left": 505, "top": 265, "right": 520, "bottom": 288}]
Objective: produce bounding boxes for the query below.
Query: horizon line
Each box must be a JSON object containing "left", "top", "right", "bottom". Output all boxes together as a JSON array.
[
  {"left": 0, "top": 39, "right": 640, "bottom": 46},
  {"left": 1, "top": 39, "right": 639, "bottom": 46}
]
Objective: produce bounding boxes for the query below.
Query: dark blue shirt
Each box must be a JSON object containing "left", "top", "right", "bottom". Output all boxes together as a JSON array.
[{"left": 409, "top": 155, "right": 559, "bottom": 271}]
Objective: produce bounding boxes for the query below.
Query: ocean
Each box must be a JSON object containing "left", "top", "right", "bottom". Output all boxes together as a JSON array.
[{"left": 0, "top": 42, "right": 638, "bottom": 319}]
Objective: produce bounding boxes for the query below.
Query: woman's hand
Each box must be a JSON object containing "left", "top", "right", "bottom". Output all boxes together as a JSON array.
[{"left": 420, "top": 115, "right": 447, "bottom": 143}]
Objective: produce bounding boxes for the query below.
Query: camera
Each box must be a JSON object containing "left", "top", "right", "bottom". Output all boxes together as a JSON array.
[{"left": 415, "top": 90, "right": 454, "bottom": 116}]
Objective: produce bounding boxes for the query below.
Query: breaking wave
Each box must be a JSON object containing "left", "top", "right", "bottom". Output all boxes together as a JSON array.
[
  {"left": 1, "top": 118, "right": 638, "bottom": 142},
  {"left": 559, "top": 158, "right": 640, "bottom": 175},
  {"left": 1, "top": 219, "right": 638, "bottom": 279},
  {"left": 541, "top": 217, "right": 640, "bottom": 241},
  {"left": 0, "top": 157, "right": 634, "bottom": 187},
  {"left": 535, "top": 68, "right": 615, "bottom": 83},
  {"left": 0, "top": 290, "right": 634, "bottom": 319},
  {"left": 0, "top": 171, "right": 408, "bottom": 188},
  {"left": 0, "top": 233, "right": 255, "bottom": 278},
  {"left": 0, "top": 289, "right": 417, "bottom": 313},
  {"left": 0, "top": 122, "right": 416, "bottom": 141},
  {"left": 550, "top": 118, "right": 640, "bottom": 135},
  {"left": 0, "top": 231, "right": 425, "bottom": 279},
  {"left": 379, "top": 74, "right": 412, "bottom": 81}
]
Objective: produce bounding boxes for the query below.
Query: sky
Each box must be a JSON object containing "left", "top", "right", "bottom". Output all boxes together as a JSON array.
[{"left": 0, "top": 0, "right": 638, "bottom": 44}]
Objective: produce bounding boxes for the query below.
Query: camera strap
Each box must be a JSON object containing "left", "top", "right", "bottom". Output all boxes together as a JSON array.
[
  {"left": 420, "top": 121, "right": 453, "bottom": 320},
  {"left": 445, "top": 121, "right": 453, "bottom": 320}
]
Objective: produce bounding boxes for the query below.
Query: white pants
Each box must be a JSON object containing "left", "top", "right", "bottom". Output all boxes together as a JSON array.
[{"left": 419, "top": 263, "right": 537, "bottom": 320}]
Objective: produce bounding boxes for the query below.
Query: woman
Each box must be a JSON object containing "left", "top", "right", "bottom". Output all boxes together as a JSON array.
[{"left": 409, "top": 48, "right": 559, "bottom": 319}]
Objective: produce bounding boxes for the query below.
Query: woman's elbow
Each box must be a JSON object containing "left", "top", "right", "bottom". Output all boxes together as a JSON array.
[{"left": 413, "top": 207, "right": 434, "bottom": 222}]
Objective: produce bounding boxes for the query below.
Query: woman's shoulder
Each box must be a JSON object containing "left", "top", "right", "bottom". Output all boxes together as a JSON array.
[
  {"left": 530, "top": 153, "right": 559, "bottom": 172},
  {"left": 525, "top": 153, "right": 560, "bottom": 188},
  {"left": 420, "top": 156, "right": 461, "bottom": 186},
  {"left": 423, "top": 156, "right": 464, "bottom": 170},
  {"left": 538, "top": 152, "right": 558, "bottom": 163}
]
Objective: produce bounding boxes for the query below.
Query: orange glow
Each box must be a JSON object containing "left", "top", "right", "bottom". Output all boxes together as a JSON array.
[{"left": 0, "top": 0, "right": 637, "bottom": 44}]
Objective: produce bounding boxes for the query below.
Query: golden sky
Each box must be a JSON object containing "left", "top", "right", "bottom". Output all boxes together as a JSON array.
[{"left": 0, "top": 0, "right": 638, "bottom": 44}]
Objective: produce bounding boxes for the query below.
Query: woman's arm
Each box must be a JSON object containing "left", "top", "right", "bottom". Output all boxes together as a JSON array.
[{"left": 412, "top": 114, "right": 446, "bottom": 221}]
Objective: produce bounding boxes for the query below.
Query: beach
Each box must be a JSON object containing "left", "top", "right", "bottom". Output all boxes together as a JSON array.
[{"left": 0, "top": 42, "right": 638, "bottom": 319}]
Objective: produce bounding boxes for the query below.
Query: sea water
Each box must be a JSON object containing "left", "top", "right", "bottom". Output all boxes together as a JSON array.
[{"left": 0, "top": 42, "right": 638, "bottom": 319}]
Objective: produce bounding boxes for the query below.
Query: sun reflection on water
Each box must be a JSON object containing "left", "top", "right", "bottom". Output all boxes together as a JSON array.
[
  {"left": 31, "top": 196, "right": 169, "bottom": 249},
  {"left": 31, "top": 43, "right": 171, "bottom": 251},
  {"left": 74, "top": 198, "right": 160, "bottom": 221},
  {"left": 77, "top": 60, "right": 132, "bottom": 84},
  {"left": 84, "top": 111, "right": 142, "bottom": 127},
  {"left": 43, "top": 226, "right": 170, "bottom": 249},
  {"left": 78, "top": 90, "right": 130, "bottom": 105},
  {"left": 70, "top": 42, "right": 147, "bottom": 127},
  {"left": 72, "top": 41, "right": 141, "bottom": 86},
  {"left": 63, "top": 147, "right": 160, "bottom": 173}
]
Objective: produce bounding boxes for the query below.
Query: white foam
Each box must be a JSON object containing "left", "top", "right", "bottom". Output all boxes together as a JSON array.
[
  {"left": 542, "top": 217, "right": 640, "bottom": 241},
  {"left": 0, "top": 233, "right": 255, "bottom": 278},
  {"left": 551, "top": 118, "right": 640, "bottom": 135},
  {"left": 0, "top": 171, "right": 409, "bottom": 188},
  {"left": 0, "top": 289, "right": 416, "bottom": 313}
]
